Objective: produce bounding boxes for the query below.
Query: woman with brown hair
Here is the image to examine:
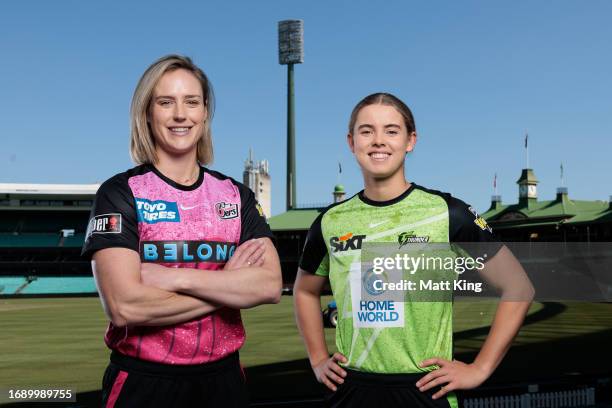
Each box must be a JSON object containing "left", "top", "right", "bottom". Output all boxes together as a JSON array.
[{"left": 294, "top": 92, "right": 533, "bottom": 407}]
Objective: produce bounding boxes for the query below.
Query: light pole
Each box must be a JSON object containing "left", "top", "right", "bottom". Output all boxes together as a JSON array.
[{"left": 278, "top": 20, "right": 303, "bottom": 211}]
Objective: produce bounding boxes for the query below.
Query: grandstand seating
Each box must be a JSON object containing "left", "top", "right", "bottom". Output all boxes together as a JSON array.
[
  {"left": 0, "top": 232, "right": 86, "bottom": 248},
  {"left": 0, "top": 196, "right": 95, "bottom": 296},
  {"left": 0, "top": 233, "right": 61, "bottom": 248},
  {"left": 0, "top": 211, "right": 89, "bottom": 234},
  {"left": 20, "top": 277, "right": 97, "bottom": 294},
  {"left": 0, "top": 276, "right": 28, "bottom": 294},
  {"left": 0, "top": 218, "right": 20, "bottom": 233},
  {"left": 62, "top": 232, "right": 86, "bottom": 248},
  {"left": 0, "top": 276, "right": 97, "bottom": 295}
]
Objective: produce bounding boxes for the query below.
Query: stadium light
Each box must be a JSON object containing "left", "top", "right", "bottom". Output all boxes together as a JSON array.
[{"left": 278, "top": 19, "right": 303, "bottom": 211}]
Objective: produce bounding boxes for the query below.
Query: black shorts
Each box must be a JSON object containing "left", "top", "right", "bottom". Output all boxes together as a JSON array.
[
  {"left": 101, "top": 351, "right": 248, "bottom": 408},
  {"left": 325, "top": 369, "right": 457, "bottom": 408}
]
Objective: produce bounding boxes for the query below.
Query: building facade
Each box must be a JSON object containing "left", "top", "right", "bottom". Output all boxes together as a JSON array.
[{"left": 243, "top": 149, "right": 271, "bottom": 219}]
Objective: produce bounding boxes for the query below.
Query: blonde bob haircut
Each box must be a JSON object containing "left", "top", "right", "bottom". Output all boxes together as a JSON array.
[{"left": 130, "top": 54, "right": 215, "bottom": 165}]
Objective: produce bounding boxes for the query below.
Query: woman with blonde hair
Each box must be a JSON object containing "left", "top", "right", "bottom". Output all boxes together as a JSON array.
[
  {"left": 294, "top": 92, "right": 533, "bottom": 407},
  {"left": 83, "top": 55, "right": 281, "bottom": 407}
]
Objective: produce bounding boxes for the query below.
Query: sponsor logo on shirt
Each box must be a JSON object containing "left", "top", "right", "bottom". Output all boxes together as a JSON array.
[
  {"left": 135, "top": 198, "right": 180, "bottom": 224},
  {"left": 140, "top": 240, "right": 237, "bottom": 263},
  {"left": 356, "top": 300, "right": 402, "bottom": 325},
  {"left": 86, "top": 214, "right": 122, "bottom": 238},
  {"left": 468, "top": 206, "right": 493, "bottom": 233},
  {"left": 368, "top": 219, "right": 389, "bottom": 228},
  {"left": 398, "top": 231, "right": 430, "bottom": 248},
  {"left": 179, "top": 203, "right": 206, "bottom": 211},
  {"left": 215, "top": 202, "right": 239, "bottom": 220},
  {"left": 330, "top": 232, "right": 367, "bottom": 253},
  {"left": 349, "top": 263, "right": 404, "bottom": 328}
]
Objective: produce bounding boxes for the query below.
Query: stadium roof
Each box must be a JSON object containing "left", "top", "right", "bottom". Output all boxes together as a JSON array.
[
  {"left": 482, "top": 180, "right": 611, "bottom": 227},
  {"left": 270, "top": 167, "right": 612, "bottom": 232},
  {"left": 0, "top": 183, "right": 100, "bottom": 196},
  {"left": 482, "top": 197, "right": 610, "bottom": 221},
  {"left": 268, "top": 208, "right": 322, "bottom": 231}
]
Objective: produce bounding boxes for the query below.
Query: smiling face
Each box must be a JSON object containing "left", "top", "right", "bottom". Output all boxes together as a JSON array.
[
  {"left": 149, "top": 68, "right": 207, "bottom": 159},
  {"left": 348, "top": 103, "right": 416, "bottom": 182}
]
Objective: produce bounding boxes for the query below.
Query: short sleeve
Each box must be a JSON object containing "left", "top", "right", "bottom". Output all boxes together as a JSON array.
[
  {"left": 81, "top": 175, "right": 140, "bottom": 259},
  {"left": 237, "top": 184, "right": 274, "bottom": 244},
  {"left": 299, "top": 212, "right": 330, "bottom": 277},
  {"left": 448, "top": 197, "right": 502, "bottom": 261}
]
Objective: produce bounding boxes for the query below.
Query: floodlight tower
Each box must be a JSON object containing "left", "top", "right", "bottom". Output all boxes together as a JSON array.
[{"left": 278, "top": 20, "right": 303, "bottom": 211}]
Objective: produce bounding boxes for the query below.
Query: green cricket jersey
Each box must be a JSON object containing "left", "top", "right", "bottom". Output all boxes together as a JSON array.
[{"left": 299, "top": 183, "right": 500, "bottom": 380}]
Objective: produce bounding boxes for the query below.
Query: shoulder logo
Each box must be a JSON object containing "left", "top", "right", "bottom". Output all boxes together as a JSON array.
[
  {"left": 468, "top": 206, "right": 493, "bottom": 233},
  {"left": 216, "top": 202, "right": 239, "bottom": 220},
  {"left": 86, "top": 214, "right": 121, "bottom": 238},
  {"left": 256, "top": 202, "right": 264, "bottom": 217},
  {"left": 255, "top": 202, "right": 268, "bottom": 223}
]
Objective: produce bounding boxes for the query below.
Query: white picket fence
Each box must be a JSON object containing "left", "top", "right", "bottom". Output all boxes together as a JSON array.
[{"left": 463, "top": 388, "right": 596, "bottom": 408}]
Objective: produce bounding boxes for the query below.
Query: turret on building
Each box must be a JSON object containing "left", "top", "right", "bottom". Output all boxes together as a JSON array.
[
  {"left": 333, "top": 184, "right": 345, "bottom": 203},
  {"left": 517, "top": 168, "right": 539, "bottom": 208}
]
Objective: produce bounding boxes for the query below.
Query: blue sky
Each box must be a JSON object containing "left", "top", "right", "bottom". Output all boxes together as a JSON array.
[{"left": 1, "top": 1, "right": 611, "bottom": 215}]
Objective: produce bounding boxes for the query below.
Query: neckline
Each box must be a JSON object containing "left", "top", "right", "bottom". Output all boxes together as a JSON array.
[
  {"left": 357, "top": 183, "right": 417, "bottom": 207},
  {"left": 148, "top": 164, "right": 205, "bottom": 191}
]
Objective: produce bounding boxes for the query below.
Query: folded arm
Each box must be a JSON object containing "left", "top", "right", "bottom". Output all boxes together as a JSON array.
[
  {"left": 93, "top": 247, "right": 219, "bottom": 327},
  {"left": 141, "top": 238, "right": 282, "bottom": 309}
]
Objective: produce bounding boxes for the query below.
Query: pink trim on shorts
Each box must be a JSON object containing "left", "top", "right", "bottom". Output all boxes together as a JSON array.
[{"left": 106, "top": 370, "right": 128, "bottom": 408}]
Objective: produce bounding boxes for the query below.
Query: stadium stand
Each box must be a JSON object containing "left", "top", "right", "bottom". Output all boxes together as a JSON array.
[
  {"left": 0, "top": 276, "right": 28, "bottom": 295},
  {"left": 0, "top": 183, "right": 98, "bottom": 296},
  {"left": 19, "top": 276, "right": 97, "bottom": 295}
]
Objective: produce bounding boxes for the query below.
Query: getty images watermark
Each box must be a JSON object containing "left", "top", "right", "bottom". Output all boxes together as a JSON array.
[
  {"left": 350, "top": 242, "right": 612, "bottom": 326},
  {"left": 371, "top": 252, "right": 487, "bottom": 293},
  {"left": 355, "top": 242, "right": 612, "bottom": 303}
]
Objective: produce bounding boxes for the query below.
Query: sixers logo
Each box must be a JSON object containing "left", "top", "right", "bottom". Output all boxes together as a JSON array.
[{"left": 215, "top": 202, "right": 239, "bottom": 220}]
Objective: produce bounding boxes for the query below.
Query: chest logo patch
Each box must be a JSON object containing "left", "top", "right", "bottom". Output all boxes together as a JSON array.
[
  {"left": 349, "top": 263, "right": 404, "bottom": 328},
  {"left": 330, "top": 233, "right": 367, "bottom": 253},
  {"left": 398, "top": 231, "right": 430, "bottom": 248},
  {"left": 215, "top": 202, "right": 239, "bottom": 220},
  {"left": 135, "top": 198, "right": 180, "bottom": 224}
]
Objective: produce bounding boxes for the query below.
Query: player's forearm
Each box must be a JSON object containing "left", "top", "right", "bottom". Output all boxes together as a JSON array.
[
  {"left": 176, "top": 266, "right": 282, "bottom": 309},
  {"left": 111, "top": 284, "right": 218, "bottom": 327},
  {"left": 294, "top": 288, "right": 331, "bottom": 366},
  {"left": 472, "top": 300, "right": 532, "bottom": 376}
]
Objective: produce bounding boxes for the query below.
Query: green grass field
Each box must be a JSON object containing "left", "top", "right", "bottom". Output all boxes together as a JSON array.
[{"left": 1, "top": 296, "right": 611, "bottom": 405}]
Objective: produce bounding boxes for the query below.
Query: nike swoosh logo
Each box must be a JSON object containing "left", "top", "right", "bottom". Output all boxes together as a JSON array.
[
  {"left": 180, "top": 203, "right": 206, "bottom": 211},
  {"left": 369, "top": 220, "right": 389, "bottom": 228}
]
